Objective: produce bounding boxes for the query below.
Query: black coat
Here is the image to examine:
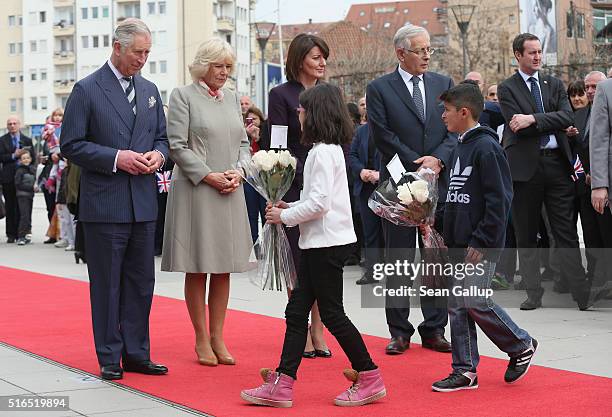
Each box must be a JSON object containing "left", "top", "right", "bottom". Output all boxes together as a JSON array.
[
  {"left": 14, "top": 164, "right": 36, "bottom": 198},
  {"left": 0, "top": 133, "right": 34, "bottom": 184}
]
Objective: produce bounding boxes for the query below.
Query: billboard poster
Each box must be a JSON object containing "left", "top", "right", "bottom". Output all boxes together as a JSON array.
[{"left": 520, "top": 0, "right": 558, "bottom": 65}]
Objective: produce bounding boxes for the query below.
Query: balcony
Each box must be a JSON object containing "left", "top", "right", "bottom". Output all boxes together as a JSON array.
[
  {"left": 54, "top": 79, "right": 76, "bottom": 95},
  {"left": 217, "top": 16, "right": 235, "bottom": 32},
  {"left": 53, "top": 50, "right": 75, "bottom": 65},
  {"left": 592, "top": 0, "right": 612, "bottom": 9},
  {"left": 54, "top": 0, "right": 74, "bottom": 6},
  {"left": 53, "top": 21, "right": 75, "bottom": 36}
]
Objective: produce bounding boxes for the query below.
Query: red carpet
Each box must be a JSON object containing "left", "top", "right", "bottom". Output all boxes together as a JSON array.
[{"left": 0, "top": 266, "right": 610, "bottom": 417}]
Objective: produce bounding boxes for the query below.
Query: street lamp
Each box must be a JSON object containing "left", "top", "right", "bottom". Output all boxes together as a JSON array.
[
  {"left": 450, "top": 4, "right": 476, "bottom": 78},
  {"left": 253, "top": 21, "right": 276, "bottom": 114}
]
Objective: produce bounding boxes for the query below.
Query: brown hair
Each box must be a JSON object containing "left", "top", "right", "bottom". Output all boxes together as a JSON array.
[
  {"left": 299, "top": 83, "right": 353, "bottom": 146},
  {"left": 245, "top": 105, "right": 265, "bottom": 123},
  {"left": 285, "top": 34, "right": 330, "bottom": 82}
]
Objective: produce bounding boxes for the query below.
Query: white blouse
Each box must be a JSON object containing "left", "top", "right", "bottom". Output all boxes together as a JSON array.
[{"left": 280, "top": 142, "right": 357, "bottom": 249}]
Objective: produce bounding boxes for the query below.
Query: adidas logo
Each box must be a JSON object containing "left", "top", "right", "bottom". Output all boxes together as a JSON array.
[{"left": 446, "top": 158, "right": 472, "bottom": 204}]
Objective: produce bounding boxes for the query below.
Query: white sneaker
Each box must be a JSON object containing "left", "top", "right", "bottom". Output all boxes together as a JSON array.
[
  {"left": 65, "top": 244, "right": 75, "bottom": 251},
  {"left": 55, "top": 239, "right": 68, "bottom": 248}
]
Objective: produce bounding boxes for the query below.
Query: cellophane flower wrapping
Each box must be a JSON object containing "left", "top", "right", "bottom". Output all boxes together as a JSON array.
[
  {"left": 368, "top": 168, "right": 448, "bottom": 289},
  {"left": 239, "top": 150, "right": 298, "bottom": 291}
]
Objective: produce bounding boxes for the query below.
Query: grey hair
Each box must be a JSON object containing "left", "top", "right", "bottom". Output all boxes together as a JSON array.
[
  {"left": 113, "top": 18, "right": 151, "bottom": 50},
  {"left": 585, "top": 71, "right": 606, "bottom": 82},
  {"left": 393, "top": 24, "right": 429, "bottom": 50},
  {"left": 189, "top": 38, "right": 236, "bottom": 81}
]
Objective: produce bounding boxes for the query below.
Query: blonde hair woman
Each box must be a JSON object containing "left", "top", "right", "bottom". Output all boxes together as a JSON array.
[{"left": 162, "top": 38, "right": 253, "bottom": 366}]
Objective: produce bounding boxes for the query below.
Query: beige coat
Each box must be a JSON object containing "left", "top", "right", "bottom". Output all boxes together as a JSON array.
[{"left": 161, "top": 83, "right": 253, "bottom": 273}]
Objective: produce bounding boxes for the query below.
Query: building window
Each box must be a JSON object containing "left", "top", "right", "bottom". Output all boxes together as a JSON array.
[
  {"left": 161, "top": 90, "right": 167, "bottom": 103},
  {"left": 41, "top": 70, "right": 47, "bottom": 81},
  {"left": 18, "top": 42, "right": 23, "bottom": 54},
  {"left": 148, "top": 2, "right": 156, "bottom": 14},
  {"left": 30, "top": 41, "right": 37, "bottom": 53},
  {"left": 150, "top": 61, "right": 157, "bottom": 74},
  {"left": 157, "top": 30, "right": 167, "bottom": 45},
  {"left": 40, "top": 11, "right": 46, "bottom": 23},
  {"left": 9, "top": 99, "right": 17, "bottom": 113},
  {"left": 81, "top": 36, "right": 89, "bottom": 48},
  {"left": 31, "top": 97, "right": 38, "bottom": 111},
  {"left": 509, "top": 14, "right": 516, "bottom": 24},
  {"left": 159, "top": 1, "right": 166, "bottom": 14},
  {"left": 383, "top": 22, "right": 390, "bottom": 28},
  {"left": 41, "top": 96, "right": 48, "bottom": 111},
  {"left": 359, "top": 11, "right": 365, "bottom": 16},
  {"left": 9, "top": 72, "right": 17, "bottom": 83},
  {"left": 160, "top": 60, "right": 167, "bottom": 73},
  {"left": 103, "top": 35, "right": 110, "bottom": 47},
  {"left": 102, "top": 6, "right": 109, "bottom": 18},
  {"left": 19, "top": 72, "right": 23, "bottom": 82},
  {"left": 81, "top": 8, "right": 88, "bottom": 19},
  {"left": 93, "top": 36, "right": 99, "bottom": 48},
  {"left": 30, "top": 70, "right": 37, "bottom": 81},
  {"left": 577, "top": 13, "right": 585, "bottom": 39},
  {"left": 92, "top": 7, "right": 99, "bottom": 19},
  {"left": 39, "top": 40, "right": 47, "bottom": 53},
  {"left": 9, "top": 43, "right": 16, "bottom": 55},
  {"left": 8, "top": 15, "right": 16, "bottom": 26},
  {"left": 29, "top": 12, "right": 37, "bottom": 24}
]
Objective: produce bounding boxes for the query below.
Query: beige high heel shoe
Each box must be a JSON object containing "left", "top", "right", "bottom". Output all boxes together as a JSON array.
[
  {"left": 195, "top": 345, "right": 218, "bottom": 367},
  {"left": 211, "top": 338, "right": 236, "bottom": 365}
]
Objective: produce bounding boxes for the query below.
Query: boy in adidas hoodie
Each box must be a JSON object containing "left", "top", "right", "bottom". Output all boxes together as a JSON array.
[{"left": 431, "top": 83, "right": 537, "bottom": 392}]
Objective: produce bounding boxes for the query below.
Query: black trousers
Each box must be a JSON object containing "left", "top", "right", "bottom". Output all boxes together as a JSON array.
[
  {"left": 154, "top": 192, "right": 168, "bottom": 255},
  {"left": 83, "top": 221, "right": 156, "bottom": 366},
  {"left": 17, "top": 195, "right": 33, "bottom": 238},
  {"left": 42, "top": 188, "right": 56, "bottom": 222},
  {"left": 2, "top": 182, "right": 20, "bottom": 239},
  {"left": 277, "top": 244, "right": 376, "bottom": 380},
  {"left": 358, "top": 184, "right": 384, "bottom": 278},
  {"left": 577, "top": 187, "right": 612, "bottom": 285},
  {"left": 383, "top": 207, "right": 448, "bottom": 340},
  {"left": 512, "top": 151, "right": 588, "bottom": 301}
]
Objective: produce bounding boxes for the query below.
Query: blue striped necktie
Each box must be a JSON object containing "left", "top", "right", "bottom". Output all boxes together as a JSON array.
[
  {"left": 123, "top": 76, "right": 136, "bottom": 115},
  {"left": 528, "top": 77, "right": 549, "bottom": 148}
]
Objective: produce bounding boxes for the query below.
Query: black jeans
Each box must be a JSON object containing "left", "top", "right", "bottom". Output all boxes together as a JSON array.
[
  {"left": 2, "top": 182, "right": 20, "bottom": 239},
  {"left": 17, "top": 195, "right": 33, "bottom": 238},
  {"left": 277, "top": 244, "right": 376, "bottom": 379}
]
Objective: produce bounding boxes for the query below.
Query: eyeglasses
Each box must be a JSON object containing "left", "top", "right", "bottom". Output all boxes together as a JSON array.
[{"left": 403, "top": 47, "right": 435, "bottom": 57}]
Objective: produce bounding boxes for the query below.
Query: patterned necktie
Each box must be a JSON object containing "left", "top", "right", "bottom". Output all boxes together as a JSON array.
[
  {"left": 528, "top": 76, "right": 549, "bottom": 148},
  {"left": 411, "top": 76, "right": 425, "bottom": 122},
  {"left": 123, "top": 76, "right": 136, "bottom": 115}
]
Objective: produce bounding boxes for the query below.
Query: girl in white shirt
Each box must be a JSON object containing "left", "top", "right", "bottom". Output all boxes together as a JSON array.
[{"left": 241, "top": 84, "right": 386, "bottom": 408}]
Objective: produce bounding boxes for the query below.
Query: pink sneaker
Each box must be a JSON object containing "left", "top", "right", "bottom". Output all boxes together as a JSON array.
[
  {"left": 334, "top": 368, "right": 386, "bottom": 407},
  {"left": 240, "top": 368, "right": 294, "bottom": 408}
]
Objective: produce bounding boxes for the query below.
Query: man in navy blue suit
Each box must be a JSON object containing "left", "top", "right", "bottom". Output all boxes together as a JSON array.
[
  {"left": 367, "top": 24, "right": 456, "bottom": 355},
  {"left": 60, "top": 19, "right": 169, "bottom": 381}
]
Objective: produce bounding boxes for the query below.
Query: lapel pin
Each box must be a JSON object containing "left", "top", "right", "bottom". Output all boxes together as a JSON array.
[{"left": 148, "top": 96, "right": 156, "bottom": 108}]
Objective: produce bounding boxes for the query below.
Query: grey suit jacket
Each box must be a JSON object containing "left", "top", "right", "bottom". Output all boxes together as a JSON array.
[{"left": 589, "top": 79, "right": 612, "bottom": 199}]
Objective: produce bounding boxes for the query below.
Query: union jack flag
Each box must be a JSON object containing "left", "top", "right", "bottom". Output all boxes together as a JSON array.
[
  {"left": 571, "top": 155, "right": 585, "bottom": 182},
  {"left": 156, "top": 171, "right": 172, "bottom": 193}
]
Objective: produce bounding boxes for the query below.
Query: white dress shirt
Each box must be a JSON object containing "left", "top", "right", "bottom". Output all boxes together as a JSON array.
[
  {"left": 398, "top": 65, "right": 426, "bottom": 119},
  {"left": 280, "top": 143, "right": 357, "bottom": 249},
  {"left": 517, "top": 69, "right": 557, "bottom": 149}
]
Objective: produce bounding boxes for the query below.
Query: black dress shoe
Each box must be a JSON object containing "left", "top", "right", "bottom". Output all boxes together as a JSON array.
[
  {"left": 314, "top": 349, "right": 332, "bottom": 358},
  {"left": 302, "top": 350, "right": 316, "bottom": 359},
  {"left": 100, "top": 364, "right": 123, "bottom": 380},
  {"left": 44, "top": 237, "right": 57, "bottom": 244},
  {"left": 520, "top": 297, "right": 542, "bottom": 310},
  {"left": 123, "top": 360, "right": 168, "bottom": 375},
  {"left": 385, "top": 336, "right": 410, "bottom": 355},
  {"left": 578, "top": 288, "right": 611, "bottom": 311},
  {"left": 356, "top": 274, "right": 378, "bottom": 285},
  {"left": 6, "top": 237, "right": 15, "bottom": 244},
  {"left": 421, "top": 335, "right": 452, "bottom": 352}
]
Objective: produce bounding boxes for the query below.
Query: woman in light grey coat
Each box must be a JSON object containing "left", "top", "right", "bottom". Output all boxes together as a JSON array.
[{"left": 162, "top": 38, "right": 252, "bottom": 367}]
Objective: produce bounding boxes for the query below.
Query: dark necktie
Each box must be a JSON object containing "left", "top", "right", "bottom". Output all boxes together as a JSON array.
[
  {"left": 411, "top": 76, "right": 425, "bottom": 122},
  {"left": 528, "top": 77, "right": 549, "bottom": 148},
  {"left": 123, "top": 76, "right": 136, "bottom": 115}
]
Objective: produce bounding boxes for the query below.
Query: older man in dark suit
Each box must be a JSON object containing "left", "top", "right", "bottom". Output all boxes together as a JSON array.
[
  {"left": 61, "top": 18, "right": 169, "bottom": 380},
  {"left": 0, "top": 117, "right": 34, "bottom": 243},
  {"left": 498, "top": 33, "right": 606, "bottom": 311},
  {"left": 367, "top": 24, "right": 456, "bottom": 355}
]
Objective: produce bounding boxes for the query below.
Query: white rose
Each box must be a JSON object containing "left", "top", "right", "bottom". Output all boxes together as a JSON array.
[
  {"left": 260, "top": 152, "right": 276, "bottom": 171},
  {"left": 410, "top": 179, "right": 428, "bottom": 194},
  {"left": 267, "top": 150, "right": 280, "bottom": 166},
  {"left": 251, "top": 150, "right": 268, "bottom": 170},
  {"left": 289, "top": 155, "right": 297, "bottom": 169},
  {"left": 413, "top": 188, "right": 429, "bottom": 203},
  {"left": 397, "top": 184, "right": 413, "bottom": 205},
  {"left": 278, "top": 150, "right": 293, "bottom": 168}
]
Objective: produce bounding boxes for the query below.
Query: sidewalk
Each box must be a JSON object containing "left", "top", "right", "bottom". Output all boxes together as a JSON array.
[{"left": 0, "top": 194, "right": 610, "bottom": 416}]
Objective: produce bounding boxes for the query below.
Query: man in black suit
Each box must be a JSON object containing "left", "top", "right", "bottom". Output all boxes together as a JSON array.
[
  {"left": 0, "top": 117, "right": 34, "bottom": 243},
  {"left": 498, "top": 33, "right": 598, "bottom": 310},
  {"left": 61, "top": 19, "right": 168, "bottom": 380},
  {"left": 367, "top": 24, "right": 456, "bottom": 354}
]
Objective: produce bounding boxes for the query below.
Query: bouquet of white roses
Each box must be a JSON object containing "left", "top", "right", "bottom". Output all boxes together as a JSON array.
[{"left": 240, "top": 150, "right": 298, "bottom": 291}]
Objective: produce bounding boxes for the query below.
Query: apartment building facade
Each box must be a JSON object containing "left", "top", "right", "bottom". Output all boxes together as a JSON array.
[{"left": 1, "top": 0, "right": 253, "bottom": 134}]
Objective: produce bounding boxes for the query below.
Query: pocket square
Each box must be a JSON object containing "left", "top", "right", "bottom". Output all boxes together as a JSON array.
[{"left": 148, "top": 96, "right": 156, "bottom": 108}]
